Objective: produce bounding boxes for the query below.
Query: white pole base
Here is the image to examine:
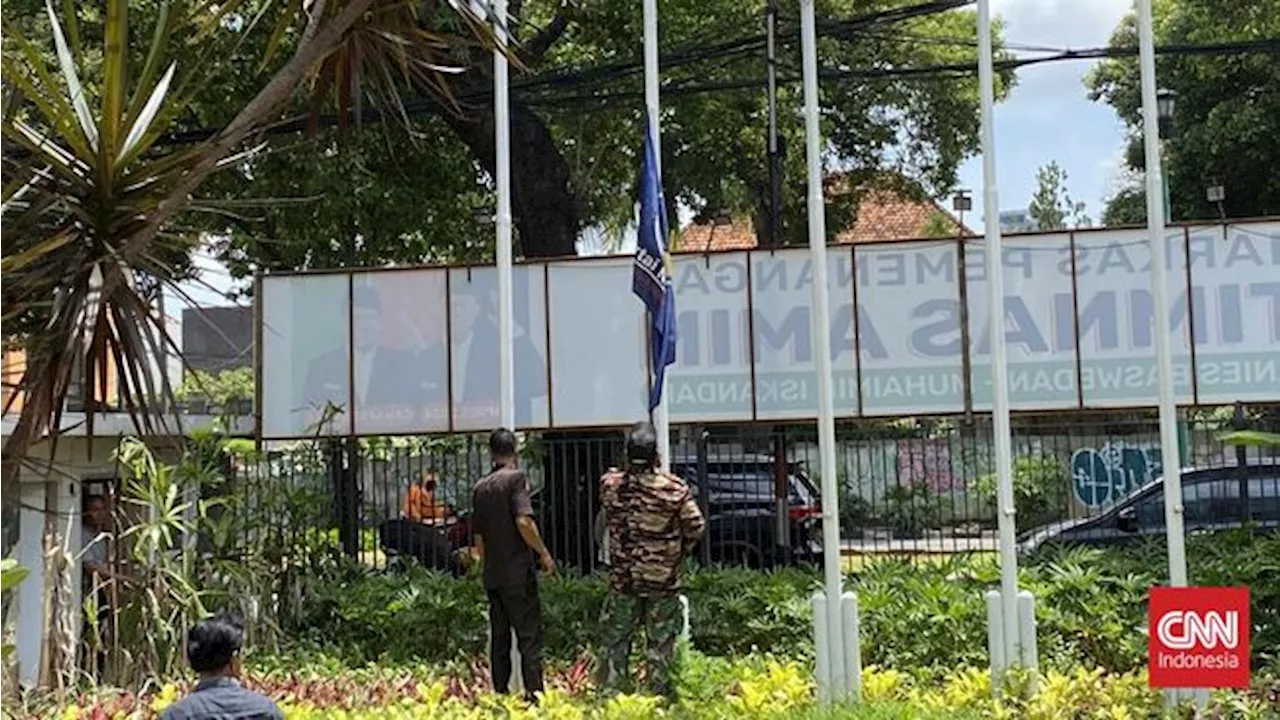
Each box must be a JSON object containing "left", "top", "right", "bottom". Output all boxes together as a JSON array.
[
  {"left": 986, "top": 589, "right": 1039, "bottom": 696},
  {"left": 813, "top": 590, "right": 862, "bottom": 705},
  {"left": 1016, "top": 590, "right": 1039, "bottom": 692},
  {"left": 1164, "top": 688, "right": 1209, "bottom": 711},
  {"left": 679, "top": 594, "right": 691, "bottom": 643},
  {"left": 986, "top": 590, "right": 1006, "bottom": 685},
  {"left": 486, "top": 614, "right": 523, "bottom": 694},
  {"left": 812, "top": 592, "right": 831, "bottom": 705},
  {"left": 508, "top": 629, "right": 523, "bottom": 694},
  {"left": 841, "top": 592, "right": 862, "bottom": 702}
]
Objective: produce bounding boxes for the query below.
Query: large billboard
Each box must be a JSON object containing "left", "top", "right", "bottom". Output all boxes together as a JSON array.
[{"left": 258, "top": 221, "right": 1280, "bottom": 437}]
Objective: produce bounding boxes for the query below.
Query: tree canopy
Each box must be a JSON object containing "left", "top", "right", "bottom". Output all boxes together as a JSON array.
[
  {"left": 1027, "top": 161, "right": 1090, "bottom": 230},
  {"left": 1086, "top": 0, "right": 1280, "bottom": 224},
  {"left": 195, "top": 0, "right": 1012, "bottom": 278},
  {"left": 0, "top": 0, "right": 496, "bottom": 549}
]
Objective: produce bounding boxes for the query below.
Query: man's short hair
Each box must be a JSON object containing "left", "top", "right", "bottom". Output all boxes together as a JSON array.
[
  {"left": 489, "top": 428, "right": 518, "bottom": 459},
  {"left": 626, "top": 421, "right": 658, "bottom": 469},
  {"left": 187, "top": 613, "right": 244, "bottom": 673},
  {"left": 83, "top": 494, "right": 106, "bottom": 512}
]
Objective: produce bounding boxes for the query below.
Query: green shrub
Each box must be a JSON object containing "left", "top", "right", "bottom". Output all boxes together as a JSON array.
[
  {"left": 975, "top": 454, "right": 1070, "bottom": 529},
  {"left": 28, "top": 657, "right": 1278, "bottom": 719},
  {"left": 2, "top": 558, "right": 29, "bottom": 661},
  {"left": 840, "top": 494, "right": 874, "bottom": 535},
  {"left": 684, "top": 567, "right": 817, "bottom": 657},
  {"left": 296, "top": 565, "right": 488, "bottom": 664},
  {"left": 850, "top": 556, "right": 993, "bottom": 675},
  {"left": 880, "top": 485, "right": 941, "bottom": 538},
  {"left": 290, "top": 531, "right": 1279, "bottom": 678},
  {"left": 295, "top": 565, "right": 818, "bottom": 665}
]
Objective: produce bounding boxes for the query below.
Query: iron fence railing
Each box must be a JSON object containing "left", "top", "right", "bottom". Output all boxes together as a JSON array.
[
  {"left": 219, "top": 405, "right": 1279, "bottom": 572},
  {"left": 69, "top": 404, "right": 1278, "bottom": 683}
]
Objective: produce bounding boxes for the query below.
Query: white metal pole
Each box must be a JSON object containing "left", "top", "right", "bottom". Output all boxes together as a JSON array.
[
  {"left": 799, "top": 0, "right": 846, "bottom": 694},
  {"left": 493, "top": 0, "right": 521, "bottom": 694},
  {"left": 643, "top": 0, "right": 672, "bottom": 472},
  {"left": 1136, "top": 0, "right": 1188, "bottom": 589},
  {"left": 976, "top": 0, "right": 1020, "bottom": 667},
  {"left": 495, "top": 0, "right": 515, "bottom": 432}
]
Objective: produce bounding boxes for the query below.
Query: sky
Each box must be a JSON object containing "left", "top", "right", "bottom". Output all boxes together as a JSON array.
[{"left": 955, "top": 0, "right": 1134, "bottom": 227}]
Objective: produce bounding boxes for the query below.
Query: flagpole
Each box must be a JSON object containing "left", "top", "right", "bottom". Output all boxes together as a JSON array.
[
  {"left": 495, "top": 0, "right": 515, "bottom": 431},
  {"left": 493, "top": 0, "right": 521, "bottom": 695},
  {"left": 799, "top": 0, "right": 846, "bottom": 696},
  {"left": 643, "top": 0, "right": 671, "bottom": 471},
  {"left": 1136, "top": 0, "right": 1187, "bottom": 587},
  {"left": 976, "top": 0, "right": 1021, "bottom": 671}
]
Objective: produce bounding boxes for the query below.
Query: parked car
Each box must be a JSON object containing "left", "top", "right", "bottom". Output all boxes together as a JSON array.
[
  {"left": 668, "top": 453, "right": 823, "bottom": 568},
  {"left": 1018, "top": 463, "right": 1280, "bottom": 554}
]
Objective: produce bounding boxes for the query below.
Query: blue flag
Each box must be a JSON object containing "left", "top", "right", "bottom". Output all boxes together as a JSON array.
[{"left": 632, "top": 119, "right": 676, "bottom": 412}]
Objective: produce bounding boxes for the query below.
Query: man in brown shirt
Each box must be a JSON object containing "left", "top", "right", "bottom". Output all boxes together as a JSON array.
[{"left": 471, "top": 428, "right": 554, "bottom": 700}]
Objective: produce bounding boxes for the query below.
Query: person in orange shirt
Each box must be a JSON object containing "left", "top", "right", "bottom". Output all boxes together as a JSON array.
[{"left": 403, "top": 472, "right": 452, "bottom": 524}]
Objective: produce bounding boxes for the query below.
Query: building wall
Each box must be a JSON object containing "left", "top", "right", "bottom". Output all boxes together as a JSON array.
[
  {"left": 1, "top": 348, "right": 26, "bottom": 413},
  {"left": 1, "top": 348, "right": 123, "bottom": 416},
  {"left": 8, "top": 435, "right": 187, "bottom": 689}
]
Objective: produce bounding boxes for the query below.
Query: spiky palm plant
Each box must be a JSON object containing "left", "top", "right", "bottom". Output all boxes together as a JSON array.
[{"left": 0, "top": 0, "right": 496, "bottom": 501}]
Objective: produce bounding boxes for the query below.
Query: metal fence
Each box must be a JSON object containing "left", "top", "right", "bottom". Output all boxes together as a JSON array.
[{"left": 221, "top": 405, "right": 1280, "bottom": 573}]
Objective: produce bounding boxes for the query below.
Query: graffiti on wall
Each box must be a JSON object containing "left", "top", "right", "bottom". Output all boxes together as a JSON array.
[
  {"left": 896, "top": 439, "right": 958, "bottom": 492},
  {"left": 1069, "top": 442, "right": 1165, "bottom": 508}
]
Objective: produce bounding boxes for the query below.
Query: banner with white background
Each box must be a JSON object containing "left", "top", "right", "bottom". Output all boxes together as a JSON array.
[{"left": 258, "top": 221, "right": 1280, "bottom": 437}]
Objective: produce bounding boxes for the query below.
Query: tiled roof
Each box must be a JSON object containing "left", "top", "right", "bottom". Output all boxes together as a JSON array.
[
  {"left": 678, "top": 218, "right": 760, "bottom": 252},
  {"left": 839, "top": 188, "right": 966, "bottom": 244},
  {"left": 676, "top": 186, "right": 969, "bottom": 252}
]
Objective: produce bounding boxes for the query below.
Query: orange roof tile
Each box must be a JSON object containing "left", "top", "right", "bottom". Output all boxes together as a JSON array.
[
  {"left": 677, "top": 184, "right": 970, "bottom": 252},
  {"left": 678, "top": 217, "right": 759, "bottom": 252},
  {"left": 838, "top": 188, "right": 967, "bottom": 244}
]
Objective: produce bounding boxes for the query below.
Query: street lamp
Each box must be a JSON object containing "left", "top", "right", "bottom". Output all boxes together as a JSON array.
[
  {"left": 1206, "top": 182, "right": 1226, "bottom": 222},
  {"left": 1156, "top": 88, "right": 1177, "bottom": 139},
  {"left": 1156, "top": 88, "right": 1177, "bottom": 220},
  {"left": 952, "top": 190, "right": 972, "bottom": 230}
]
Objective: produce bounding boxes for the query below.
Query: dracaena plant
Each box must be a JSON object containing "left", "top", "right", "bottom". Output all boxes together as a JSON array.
[
  {"left": 1, "top": 558, "right": 29, "bottom": 663},
  {"left": 0, "top": 0, "right": 496, "bottom": 488}
]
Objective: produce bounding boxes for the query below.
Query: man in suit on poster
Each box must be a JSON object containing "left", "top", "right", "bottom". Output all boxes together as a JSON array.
[
  {"left": 451, "top": 280, "right": 546, "bottom": 425},
  {"left": 302, "top": 285, "right": 442, "bottom": 425}
]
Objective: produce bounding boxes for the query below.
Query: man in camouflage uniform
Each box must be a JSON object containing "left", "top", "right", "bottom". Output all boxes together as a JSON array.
[{"left": 597, "top": 421, "right": 706, "bottom": 697}]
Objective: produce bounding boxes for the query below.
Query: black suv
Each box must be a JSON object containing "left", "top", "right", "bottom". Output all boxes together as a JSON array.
[
  {"left": 1019, "top": 463, "right": 1280, "bottom": 553},
  {"left": 668, "top": 453, "right": 822, "bottom": 568}
]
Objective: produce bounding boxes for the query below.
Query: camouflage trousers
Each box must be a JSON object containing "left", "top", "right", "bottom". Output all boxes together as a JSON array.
[{"left": 597, "top": 592, "right": 683, "bottom": 698}]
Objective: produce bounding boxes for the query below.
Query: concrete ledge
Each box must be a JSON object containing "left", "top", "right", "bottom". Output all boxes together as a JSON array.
[{"left": 1, "top": 412, "right": 254, "bottom": 439}]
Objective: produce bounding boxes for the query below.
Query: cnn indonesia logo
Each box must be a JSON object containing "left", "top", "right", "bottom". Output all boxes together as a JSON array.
[{"left": 1149, "top": 587, "right": 1250, "bottom": 689}]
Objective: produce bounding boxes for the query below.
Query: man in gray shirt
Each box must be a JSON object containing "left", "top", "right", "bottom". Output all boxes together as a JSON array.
[{"left": 160, "top": 614, "right": 283, "bottom": 720}]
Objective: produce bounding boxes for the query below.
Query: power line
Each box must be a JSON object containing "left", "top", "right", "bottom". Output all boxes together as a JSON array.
[
  {"left": 500, "top": 39, "right": 1280, "bottom": 106},
  {"left": 154, "top": 4, "right": 1280, "bottom": 142}
]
